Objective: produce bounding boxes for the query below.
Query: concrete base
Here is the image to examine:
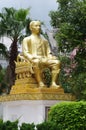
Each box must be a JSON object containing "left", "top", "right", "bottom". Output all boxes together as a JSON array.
[
  {"left": 0, "top": 88, "right": 75, "bottom": 125},
  {"left": 0, "top": 100, "right": 63, "bottom": 125}
]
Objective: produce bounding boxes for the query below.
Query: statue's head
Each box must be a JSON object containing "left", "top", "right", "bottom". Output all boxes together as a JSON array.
[{"left": 29, "top": 20, "right": 41, "bottom": 34}]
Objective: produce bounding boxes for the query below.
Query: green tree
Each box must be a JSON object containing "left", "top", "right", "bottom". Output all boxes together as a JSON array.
[
  {"left": 0, "top": 7, "right": 31, "bottom": 86},
  {"left": 0, "top": 43, "right": 9, "bottom": 94},
  {"left": 49, "top": 0, "right": 86, "bottom": 99},
  {"left": 49, "top": 0, "right": 86, "bottom": 52},
  {"left": 0, "top": 66, "right": 8, "bottom": 95},
  {"left": 0, "top": 43, "right": 9, "bottom": 58}
]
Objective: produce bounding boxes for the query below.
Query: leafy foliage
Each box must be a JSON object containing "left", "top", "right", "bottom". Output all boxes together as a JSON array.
[
  {"left": 20, "top": 122, "right": 35, "bottom": 130},
  {"left": 0, "top": 120, "right": 18, "bottom": 130},
  {"left": 0, "top": 66, "right": 8, "bottom": 95},
  {"left": 48, "top": 101, "right": 86, "bottom": 130},
  {"left": 59, "top": 55, "right": 86, "bottom": 99},
  {"left": 49, "top": 0, "right": 86, "bottom": 56},
  {"left": 3, "top": 120, "right": 18, "bottom": 130},
  {"left": 0, "top": 43, "right": 9, "bottom": 58},
  {"left": 42, "top": 68, "right": 51, "bottom": 87},
  {"left": 36, "top": 121, "right": 57, "bottom": 130},
  {"left": 0, "top": 119, "right": 3, "bottom": 130},
  {"left": 49, "top": 0, "right": 86, "bottom": 99},
  {"left": 0, "top": 7, "right": 31, "bottom": 85}
]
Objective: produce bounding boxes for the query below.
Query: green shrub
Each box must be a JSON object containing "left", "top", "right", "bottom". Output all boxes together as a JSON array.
[
  {"left": 36, "top": 121, "right": 57, "bottom": 130},
  {"left": 3, "top": 120, "right": 18, "bottom": 130},
  {"left": 20, "top": 122, "right": 35, "bottom": 130},
  {"left": 42, "top": 68, "right": 51, "bottom": 87},
  {"left": 0, "top": 119, "right": 3, "bottom": 130},
  {"left": 48, "top": 101, "right": 86, "bottom": 130}
]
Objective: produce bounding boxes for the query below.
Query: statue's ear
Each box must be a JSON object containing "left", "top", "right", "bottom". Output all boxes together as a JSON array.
[{"left": 29, "top": 25, "right": 32, "bottom": 31}]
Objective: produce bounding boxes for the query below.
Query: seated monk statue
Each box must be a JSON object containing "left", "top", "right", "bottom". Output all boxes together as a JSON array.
[{"left": 22, "top": 20, "right": 60, "bottom": 88}]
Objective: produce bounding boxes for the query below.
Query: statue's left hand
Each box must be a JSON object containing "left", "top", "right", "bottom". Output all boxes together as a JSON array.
[
  {"left": 48, "top": 55, "right": 57, "bottom": 60},
  {"left": 52, "top": 56, "right": 57, "bottom": 60},
  {"left": 32, "top": 55, "right": 41, "bottom": 60}
]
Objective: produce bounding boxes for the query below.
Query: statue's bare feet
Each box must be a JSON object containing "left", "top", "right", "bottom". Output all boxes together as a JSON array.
[
  {"left": 39, "top": 82, "right": 45, "bottom": 88},
  {"left": 50, "top": 82, "right": 60, "bottom": 88}
]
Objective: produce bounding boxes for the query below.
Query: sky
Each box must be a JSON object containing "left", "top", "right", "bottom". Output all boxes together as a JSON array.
[
  {"left": 0, "top": 0, "right": 58, "bottom": 50},
  {"left": 0, "top": 0, "right": 58, "bottom": 29}
]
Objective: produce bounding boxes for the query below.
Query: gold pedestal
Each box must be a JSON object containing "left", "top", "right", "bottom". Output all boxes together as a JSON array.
[
  {"left": 0, "top": 87, "right": 75, "bottom": 102},
  {"left": 8, "top": 81, "right": 76, "bottom": 101},
  {"left": 8, "top": 61, "right": 76, "bottom": 101}
]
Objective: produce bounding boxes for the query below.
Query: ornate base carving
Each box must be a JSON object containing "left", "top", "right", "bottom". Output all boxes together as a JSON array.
[
  {"left": 0, "top": 87, "right": 75, "bottom": 101},
  {"left": 10, "top": 84, "right": 62, "bottom": 94}
]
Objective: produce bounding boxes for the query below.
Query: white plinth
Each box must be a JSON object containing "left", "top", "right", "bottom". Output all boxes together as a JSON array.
[
  {"left": 0, "top": 88, "right": 75, "bottom": 125},
  {"left": 0, "top": 100, "right": 62, "bottom": 125}
]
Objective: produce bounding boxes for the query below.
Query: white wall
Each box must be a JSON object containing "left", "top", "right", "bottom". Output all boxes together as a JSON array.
[{"left": 1, "top": 100, "right": 62, "bottom": 125}]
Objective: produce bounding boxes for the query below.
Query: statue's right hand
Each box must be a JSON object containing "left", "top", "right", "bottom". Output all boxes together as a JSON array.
[
  {"left": 32, "top": 55, "right": 41, "bottom": 60},
  {"left": 31, "top": 58, "right": 40, "bottom": 64},
  {"left": 30, "top": 55, "right": 41, "bottom": 63}
]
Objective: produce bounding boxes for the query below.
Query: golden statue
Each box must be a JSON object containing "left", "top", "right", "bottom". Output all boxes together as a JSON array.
[
  {"left": 22, "top": 20, "right": 60, "bottom": 88},
  {"left": 10, "top": 21, "right": 75, "bottom": 100}
]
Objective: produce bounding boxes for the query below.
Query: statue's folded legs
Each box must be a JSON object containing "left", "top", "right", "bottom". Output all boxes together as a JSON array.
[{"left": 32, "top": 59, "right": 60, "bottom": 88}]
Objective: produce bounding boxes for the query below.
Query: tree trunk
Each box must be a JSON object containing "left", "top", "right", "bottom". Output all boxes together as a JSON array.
[{"left": 9, "top": 38, "right": 18, "bottom": 86}]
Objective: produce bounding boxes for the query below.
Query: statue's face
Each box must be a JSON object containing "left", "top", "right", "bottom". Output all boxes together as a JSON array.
[{"left": 31, "top": 21, "right": 41, "bottom": 34}]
